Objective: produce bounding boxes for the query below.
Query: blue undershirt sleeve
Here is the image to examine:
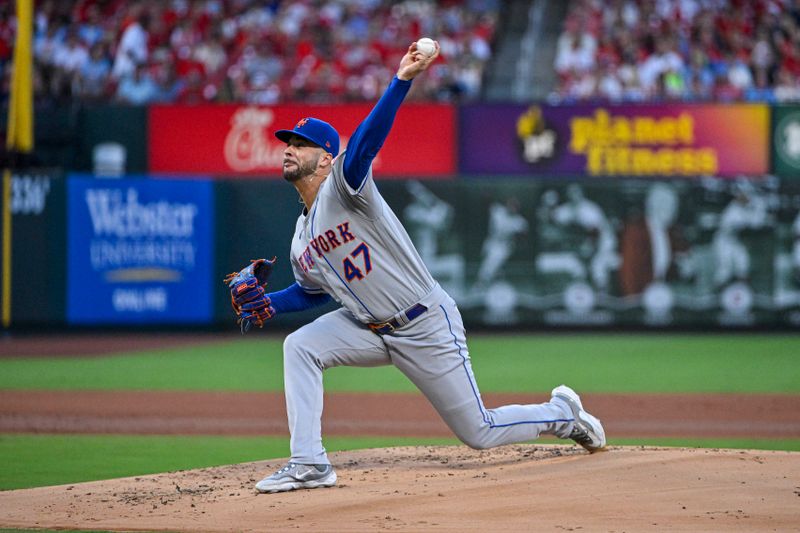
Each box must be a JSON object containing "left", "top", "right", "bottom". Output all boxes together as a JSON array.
[
  {"left": 342, "top": 76, "right": 412, "bottom": 190},
  {"left": 267, "top": 282, "right": 332, "bottom": 314}
]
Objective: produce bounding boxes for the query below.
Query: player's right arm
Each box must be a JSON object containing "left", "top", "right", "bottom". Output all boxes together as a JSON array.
[{"left": 342, "top": 41, "right": 440, "bottom": 192}]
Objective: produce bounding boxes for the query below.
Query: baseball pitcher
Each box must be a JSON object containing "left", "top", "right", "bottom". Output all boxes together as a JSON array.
[{"left": 225, "top": 40, "right": 606, "bottom": 494}]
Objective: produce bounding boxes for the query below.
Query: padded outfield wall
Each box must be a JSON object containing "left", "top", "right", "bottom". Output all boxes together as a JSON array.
[
  {"left": 2, "top": 102, "right": 799, "bottom": 329},
  {"left": 3, "top": 174, "right": 800, "bottom": 329}
]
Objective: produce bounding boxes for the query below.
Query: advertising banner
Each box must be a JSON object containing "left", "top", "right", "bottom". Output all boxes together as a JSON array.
[
  {"left": 374, "top": 176, "right": 800, "bottom": 327},
  {"left": 149, "top": 104, "right": 456, "bottom": 178},
  {"left": 460, "top": 104, "right": 769, "bottom": 177},
  {"left": 67, "top": 176, "right": 214, "bottom": 324},
  {"left": 772, "top": 105, "right": 800, "bottom": 178}
]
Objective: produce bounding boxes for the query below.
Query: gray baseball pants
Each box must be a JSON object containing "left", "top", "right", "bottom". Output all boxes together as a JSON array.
[{"left": 282, "top": 284, "right": 575, "bottom": 464}]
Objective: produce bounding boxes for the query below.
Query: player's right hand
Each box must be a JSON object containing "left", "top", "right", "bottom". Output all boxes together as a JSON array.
[{"left": 397, "top": 41, "right": 440, "bottom": 81}]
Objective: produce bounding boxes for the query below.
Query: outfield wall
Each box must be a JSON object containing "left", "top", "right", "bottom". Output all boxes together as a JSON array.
[
  {"left": 3, "top": 173, "right": 800, "bottom": 329},
  {"left": 2, "top": 102, "right": 800, "bottom": 329}
]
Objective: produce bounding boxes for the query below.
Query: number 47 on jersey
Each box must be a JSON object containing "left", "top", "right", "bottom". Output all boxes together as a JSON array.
[{"left": 343, "top": 243, "right": 372, "bottom": 282}]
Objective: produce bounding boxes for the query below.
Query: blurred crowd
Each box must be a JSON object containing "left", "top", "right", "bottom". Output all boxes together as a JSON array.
[
  {"left": 0, "top": 0, "right": 498, "bottom": 106},
  {"left": 552, "top": 0, "right": 800, "bottom": 103}
]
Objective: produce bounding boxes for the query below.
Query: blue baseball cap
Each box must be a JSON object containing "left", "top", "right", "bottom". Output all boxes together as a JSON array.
[{"left": 275, "top": 117, "right": 340, "bottom": 157}]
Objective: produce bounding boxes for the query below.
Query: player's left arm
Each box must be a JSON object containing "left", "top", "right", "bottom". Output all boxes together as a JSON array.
[
  {"left": 342, "top": 40, "right": 440, "bottom": 191},
  {"left": 268, "top": 282, "right": 332, "bottom": 313}
]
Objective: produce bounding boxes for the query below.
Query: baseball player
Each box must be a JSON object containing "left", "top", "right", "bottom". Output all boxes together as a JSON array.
[
  {"left": 550, "top": 184, "right": 620, "bottom": 290},
  {"left": 403, "top": 181, "right": 466, "bottom": 297},
  {"left": 712, "top": 180, "right": 769, "bottom": 288},
  {"left": 477, "top": 198, "right": 529, "bottom": 285},
  {"left": 226, "top": 40, "right": 606, "bottom": 494}
]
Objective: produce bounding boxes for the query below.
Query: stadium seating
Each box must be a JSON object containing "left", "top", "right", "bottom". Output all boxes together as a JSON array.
[
  {"left": 552, "top": 0, "right": 800, "bottom": 103},
  {"left": 1, "top": 0, "right": 499, "bottom": 104}
]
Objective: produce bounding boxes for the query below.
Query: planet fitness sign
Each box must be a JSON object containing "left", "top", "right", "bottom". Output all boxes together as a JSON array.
[{"left": 460, "top": 103, "right": 769, "bottom": 177}]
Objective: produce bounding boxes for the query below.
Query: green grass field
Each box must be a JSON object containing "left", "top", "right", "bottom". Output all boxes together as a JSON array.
[
  {"left": 2, "top": 333, "right": 799, "bottom": 393},
  {"left": 1, "top": 333, "right": 798, "bottom": 490}
]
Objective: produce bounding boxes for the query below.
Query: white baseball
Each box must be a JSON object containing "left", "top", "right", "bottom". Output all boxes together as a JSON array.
[{"left": 416, "top": 37, "right": 436, "bottom": 57}]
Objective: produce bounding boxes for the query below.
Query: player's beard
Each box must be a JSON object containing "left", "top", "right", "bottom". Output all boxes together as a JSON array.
[{"left": 283, "top": 154, "right": 320, "bottom": 183}]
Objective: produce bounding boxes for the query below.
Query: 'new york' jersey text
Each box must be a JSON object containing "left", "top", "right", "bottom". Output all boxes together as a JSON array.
[{"left": 290, "top": 151, "right": 435, "bottom": 323}]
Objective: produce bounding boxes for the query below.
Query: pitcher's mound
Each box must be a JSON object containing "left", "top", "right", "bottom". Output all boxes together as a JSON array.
[{"left": 0, "top": 445, "right": 796, "bottom": 532}]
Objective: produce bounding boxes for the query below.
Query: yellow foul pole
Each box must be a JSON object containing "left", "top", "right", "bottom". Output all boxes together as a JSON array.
[
  {"left": 6, "top": 0, "right": 33, "bottom": 153},
  {"left": 2, "top": 170, "right": 10, "bottom": 328}
]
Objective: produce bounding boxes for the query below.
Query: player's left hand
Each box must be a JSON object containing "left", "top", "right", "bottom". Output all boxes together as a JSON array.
[
  {"left": 223, "top": 257, "right": 277, "bottom": 334},
  {"left": 397, "top": 40, "right": 440, "bottom": 81},
  {"left": 237, "top": 284, "right": 275, "bottom": 333}
]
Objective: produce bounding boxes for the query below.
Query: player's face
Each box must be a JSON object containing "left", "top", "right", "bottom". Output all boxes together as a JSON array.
[{"left": 283, "top": 137, "right": 324, "bottom": 183}]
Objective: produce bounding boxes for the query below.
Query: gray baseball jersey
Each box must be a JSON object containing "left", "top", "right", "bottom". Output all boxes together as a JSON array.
[
  {"left": 290, "top": 151, "right": 435, "bottom": 323},
  {"left": 282, "top": 151, "right": 580, "bottom": 466}
]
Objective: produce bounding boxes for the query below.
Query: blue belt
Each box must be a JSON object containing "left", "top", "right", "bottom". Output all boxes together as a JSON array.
[{"left": 368, "top": 304, "right": 428, "bottom": 335}]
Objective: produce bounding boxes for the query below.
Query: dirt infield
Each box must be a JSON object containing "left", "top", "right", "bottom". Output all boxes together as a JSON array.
[
  {"left": 0, "top": 332, "right": 229, "bottom": 358},
  {"left": 2, "top": 334, "right": 799, "bottom": 531},
  {"left": 3, "top": 389, "right": 799, "bottom": 531},
  {"left": 0, "top": 445, "right": 797, "bottom": 532},
  {"left": 1, "top": 389, "right": 799, "bottom": 438}
]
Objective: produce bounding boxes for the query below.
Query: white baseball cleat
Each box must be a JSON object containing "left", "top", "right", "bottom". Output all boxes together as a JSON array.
[
  {"left": 255, "top": 462, "right": 337, "bottom": 493},
  {"left": 552, "top": 385, "right": 607, "bottom": 453}
]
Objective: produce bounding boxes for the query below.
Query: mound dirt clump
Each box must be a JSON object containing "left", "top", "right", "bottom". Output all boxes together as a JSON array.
[{"left": 0, "top": 445, "right": 797, "bottom": 531}]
